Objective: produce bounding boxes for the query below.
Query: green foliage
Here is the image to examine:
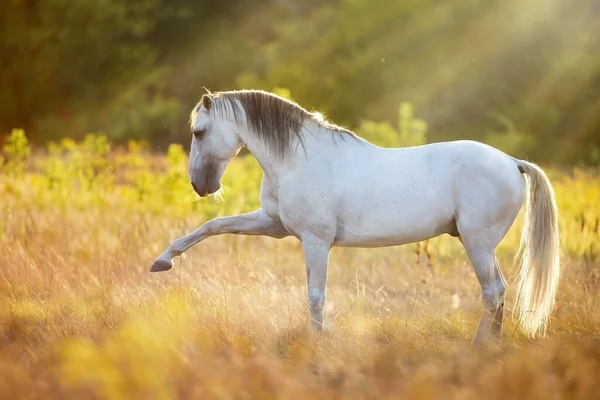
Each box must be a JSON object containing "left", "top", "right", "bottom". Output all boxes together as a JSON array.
[
  {"left": 358, "top": 121, "right": 400, "bottom": 148},
  {"left": 0, "top": 0, "right": 183, "bottom": 143},
  {"left": 398, "top": 103, "right": 428, "bottom": 148},
  {"left": 160, "top": 144, "right": 195, "bottom": 208},
  {"left": 484, "top": 115, "right": 535, "bottom": 158},
  {"left": 0, "top": 130, "right": 266, "bottom": 221},
  {"left": 224, "top": 0, "right": 600, "bottom": 165},
  {"left": 1, "top": 0, "right": 599, "bottom": 165},
  {"left": 1, "top": 130, "right": 597, "bottom": 262},
  {"left": 358, "top": 102, "right": 428, "bottom": 148},
  {"left": 2, "top": 128, "right": 31, "bottom": 176},
  {"left": 272, "top": 87, "right": 296, "bottom": 102}
]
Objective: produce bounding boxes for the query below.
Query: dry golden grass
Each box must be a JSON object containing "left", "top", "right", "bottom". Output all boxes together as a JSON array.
[{"left": 1, "top": 133, "right": 599, "bottom": 399}]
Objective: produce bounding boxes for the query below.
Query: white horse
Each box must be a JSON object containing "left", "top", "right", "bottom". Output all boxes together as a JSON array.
[{"left": 150, "top": 90, "right": 560, "bottom": 344}]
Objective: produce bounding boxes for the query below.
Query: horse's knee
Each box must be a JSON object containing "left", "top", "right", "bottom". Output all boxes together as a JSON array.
[{"left": 482, "top": 279, "right": 506, "bottom": 311}]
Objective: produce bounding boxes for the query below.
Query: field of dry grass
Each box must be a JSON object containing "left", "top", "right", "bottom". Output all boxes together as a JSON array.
[{"left": 1, "top": 131, "right": 599, "bottom": 399}]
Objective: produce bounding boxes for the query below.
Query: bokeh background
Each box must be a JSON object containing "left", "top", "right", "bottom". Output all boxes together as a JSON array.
[
  {"left": 2, "top": 1, "right": 600, "bottom": 398},
  {"left": 2, "top": 0, "right": 599, "bottom": 165}
]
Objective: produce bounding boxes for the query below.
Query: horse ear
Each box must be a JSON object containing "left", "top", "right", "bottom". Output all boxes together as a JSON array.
[{"left": 202, "top": 94, "right": 212, "bottom": 111}]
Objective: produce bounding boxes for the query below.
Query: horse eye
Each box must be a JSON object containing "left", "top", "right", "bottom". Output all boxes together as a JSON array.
[{"left": 192, "top": 129, "right": 205, "bottom": 138}]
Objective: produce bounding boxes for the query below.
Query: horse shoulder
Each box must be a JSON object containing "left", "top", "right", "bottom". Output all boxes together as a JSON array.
[
  {"left": 277, "top": 167, "right": 338, "bottom": 243},
  {"left": 259, "top": 174, "right": 281, "bottom": 220}
]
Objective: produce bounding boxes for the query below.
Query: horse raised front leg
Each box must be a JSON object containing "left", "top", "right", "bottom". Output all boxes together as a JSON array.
[
  {"left": 150, "top": 209, "right": 289, "bottom": 272},
  {"left": 301, "top": 234, "right": 332, "bottom": 331}
]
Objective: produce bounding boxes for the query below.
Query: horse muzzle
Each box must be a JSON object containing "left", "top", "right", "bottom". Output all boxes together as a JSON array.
[{"left": 191, "top": 181, "right": 220, "bottom": 197}]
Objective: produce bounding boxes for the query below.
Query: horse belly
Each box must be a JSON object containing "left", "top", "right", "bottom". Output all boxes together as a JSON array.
[{"left": 333, "top": 196, "right": 455, "bottom": 247}]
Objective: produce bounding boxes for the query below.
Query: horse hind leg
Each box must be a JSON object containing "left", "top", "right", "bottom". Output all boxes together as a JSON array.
[
  {"left": 456, "top": 190, "right": 519, "bottom": 344},
  {"left": 491, "top": 256, "right": 507, "bottom": 336},
  {"left": 460, "top": 237, "right": 507, "bottom": 344}
]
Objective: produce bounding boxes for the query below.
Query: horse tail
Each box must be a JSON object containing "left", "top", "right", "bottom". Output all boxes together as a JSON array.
[{"left": 512, "top": 158, "right": 560, "bottom": 337}]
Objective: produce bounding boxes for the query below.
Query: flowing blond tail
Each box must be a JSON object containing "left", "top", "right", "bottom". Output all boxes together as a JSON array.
[{"left": 513, "top": 159, "right": 561, "bottom": 337}]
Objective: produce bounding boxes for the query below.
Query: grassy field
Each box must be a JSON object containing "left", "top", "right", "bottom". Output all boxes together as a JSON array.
[{"left": 1, "top": 130, "right": 600, "bottom": 399}]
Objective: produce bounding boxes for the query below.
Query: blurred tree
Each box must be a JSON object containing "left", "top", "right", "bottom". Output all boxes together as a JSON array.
[
  {"left": 358, "top": 102, "right": 428, "bottom": 148},
  {"left": 0, "top": 0, "right": 205, "bottom": 143},
  {"left": 1, "top": 0, "right": 599, "bottom": 166},
  {"left": 229, "top": 0, "right": 600, "bottom": 165},
  {"left": 484, "top": 114, "right": 535, "bottom": 159}
]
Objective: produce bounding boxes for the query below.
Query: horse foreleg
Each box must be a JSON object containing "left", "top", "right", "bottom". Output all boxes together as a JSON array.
[
  {"left": 301, "top": 235, "right": 332, "bottom": 331},
  {"left": 150, "top": 209, "right": 289, "bottom": 272}
]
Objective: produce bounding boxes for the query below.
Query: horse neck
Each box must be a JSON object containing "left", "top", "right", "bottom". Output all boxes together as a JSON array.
[
  {"left": 233, "top": 125, "right": 287, "bottom": 186},
  {"left": 235, "top": 122, "right": 339, "bottom": 186}
]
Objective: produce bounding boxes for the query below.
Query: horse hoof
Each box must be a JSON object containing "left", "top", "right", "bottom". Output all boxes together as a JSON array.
[{"left": 149, "top": 260, "right": 172, "bottom": 272}]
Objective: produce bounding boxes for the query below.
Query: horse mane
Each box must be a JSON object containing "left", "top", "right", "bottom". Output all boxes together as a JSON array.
[{"left": 194, "top": 89, "right": 358, "bottom": 160}]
